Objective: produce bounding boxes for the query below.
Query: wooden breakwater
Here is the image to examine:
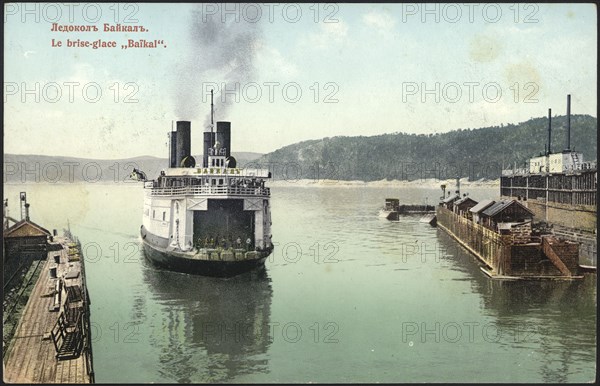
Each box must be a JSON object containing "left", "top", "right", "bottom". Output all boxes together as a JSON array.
[
  {"left": 436, "top": 206, "right": 582, "bottom": 280},
  {"left": 3, "top": 232, "right": 94, "bottom": 383}
]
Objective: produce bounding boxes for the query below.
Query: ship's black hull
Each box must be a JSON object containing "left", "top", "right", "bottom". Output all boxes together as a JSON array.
[{"left": 141, "top": 238, "right": 268, "bottom": 277}]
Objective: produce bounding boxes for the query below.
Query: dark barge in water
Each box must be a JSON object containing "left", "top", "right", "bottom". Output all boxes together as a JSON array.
[{"left": 379, "top": 198, "right": 435, "bottom": 221}]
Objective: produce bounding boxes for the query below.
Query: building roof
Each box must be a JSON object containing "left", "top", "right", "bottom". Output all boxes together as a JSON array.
[
  {"left": 482, "top": 200, "right": 512, "bottom": 217},
  {"left": 469, "top": 199, "right": 495, "bottom": 213},
  {"left": 454, "top": 196, "right": 478, "bottom": 207},
  {"left": 442, "top": 194, "right": 460, "bottom": 204},
  {"left": 481, "top": 200, "right": 534, "bottom": 218},
  {"left": 4, "top": 220, "right": 51, "bottom": 238}
]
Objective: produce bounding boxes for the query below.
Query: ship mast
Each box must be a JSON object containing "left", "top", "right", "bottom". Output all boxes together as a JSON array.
[{"left": 210, "top": 89, "right": 214, "bottom": 146}]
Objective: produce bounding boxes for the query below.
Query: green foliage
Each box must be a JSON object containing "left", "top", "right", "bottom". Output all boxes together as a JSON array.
[{"left": 257, "top": 115, "right": 597, "bottom": 181}]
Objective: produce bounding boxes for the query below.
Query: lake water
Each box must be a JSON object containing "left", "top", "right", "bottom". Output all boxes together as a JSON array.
[{"left": 4, "top": 183, "right": 596, "bottom": 383}]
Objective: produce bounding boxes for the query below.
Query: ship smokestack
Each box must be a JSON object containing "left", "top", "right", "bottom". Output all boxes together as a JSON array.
[
  {"left": 547, "top": 108, "right": 552, "bottom": 155},
  {"left": 566, "top": 94, "right": 571, "bottom": 151},
  {"left": 216, "top": 121, "right": 231, "bottom": 158},
  {"left": 175, "top": 121, "right": 191, "bottom": 167},
  {"left": 169, "top": 129, "right": 178, "bottom": 168}
]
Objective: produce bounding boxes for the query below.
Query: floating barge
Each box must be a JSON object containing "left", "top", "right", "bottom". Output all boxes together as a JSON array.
[
  {"left": 434, "top": 176, "right": 584, "bottom": 280},
  {"left": 379, "top": 198, "right": 435, "bottom": 221},
  {"left": 436, "top": 203, "right": 582, "bottom": 280},
  {"left": 3, "top": 197, "right": 94, "bottom": 383}
]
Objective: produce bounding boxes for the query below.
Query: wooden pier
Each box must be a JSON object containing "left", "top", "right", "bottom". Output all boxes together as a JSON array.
[{"left": 3, "top": 235, "right": 94, "bottom": 383}]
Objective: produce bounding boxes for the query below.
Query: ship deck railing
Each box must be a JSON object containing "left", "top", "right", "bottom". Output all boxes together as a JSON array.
[{"left": 145, "top": 184, "right": 270, "bottom": 197}]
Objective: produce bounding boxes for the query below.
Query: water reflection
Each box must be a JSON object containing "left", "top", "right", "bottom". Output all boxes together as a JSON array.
[
  {"left": 485, "top": 276, "right": 595, "bottom": 382},
  {"left": 436, "top": 228, "right": 596, "bottom": 382},
  {"left": 136, "top": 251, "right": 273, "bottom": 383},
  {"left": 433, "top": 228, "right": 489, "bottom": 279}
]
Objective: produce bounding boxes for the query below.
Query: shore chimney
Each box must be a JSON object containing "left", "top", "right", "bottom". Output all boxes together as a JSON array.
[
  {"left": 547, "top": 108, "right": 552, "bottom": 155},
  {"left": 566, "top": 94, "right": 571, "bottom": 151}
]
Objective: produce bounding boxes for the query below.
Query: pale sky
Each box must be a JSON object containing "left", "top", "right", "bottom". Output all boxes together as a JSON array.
[{"left": 4, "top": 3, "right": 597, "bottom": 158}]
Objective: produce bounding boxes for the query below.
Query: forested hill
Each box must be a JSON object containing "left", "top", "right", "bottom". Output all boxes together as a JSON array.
[{"left": 254, "top": 115, "right": 597, "bottom": 182}]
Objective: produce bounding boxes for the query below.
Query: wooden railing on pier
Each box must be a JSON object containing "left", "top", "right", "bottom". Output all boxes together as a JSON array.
[
  {"left": 436, "top": 206, "right": 511, "bottom": 275},
  {"left": 83, "top": 287, "right": 95, "bottom": 383},
  {"left": 51, "top": 311, "right": 84, "bottom": 360}
]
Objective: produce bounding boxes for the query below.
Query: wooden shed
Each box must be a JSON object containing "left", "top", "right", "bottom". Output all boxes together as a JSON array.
[
  {"left": 453, "top": 196, "right": 478, "bottom": 218},
  {"left": 3, "top": 220, "right": 51, "bottom": 259},
  {"left": 469, "top": 199, "right": 495, "bottom": 224},
  {"left": 441, "top": 194, "right": 460, "bottom": 211},
  {"left": 479, "top": 200, "right": 534, "bottom": 231}
]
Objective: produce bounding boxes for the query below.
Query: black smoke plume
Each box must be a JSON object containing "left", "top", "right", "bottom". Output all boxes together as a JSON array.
[{"left": 173, "top": 4, "right": 262, "bottom": 131}]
